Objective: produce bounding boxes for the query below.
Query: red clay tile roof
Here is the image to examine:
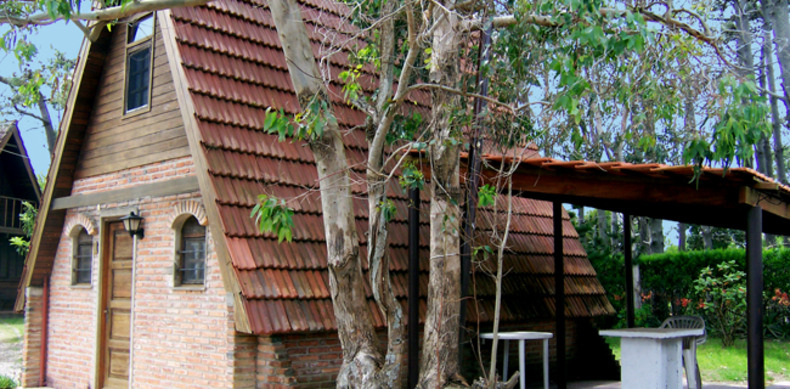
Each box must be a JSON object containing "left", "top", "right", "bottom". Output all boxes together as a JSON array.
[{"left": 167, "top": 0, "right": 613, "bottom": 334}]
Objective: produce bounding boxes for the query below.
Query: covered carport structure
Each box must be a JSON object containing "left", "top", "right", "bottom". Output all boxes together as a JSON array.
[
  {"left": 475, "top": 156, "right": 790, "bottom": 389},
  {"left": 406, "top": 152, "right": 790, "bottom": 388}
]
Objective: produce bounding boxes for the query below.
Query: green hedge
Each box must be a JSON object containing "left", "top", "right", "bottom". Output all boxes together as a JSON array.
[
  {"left": 636, "top": 247, "right": 790, "bottom": 338},
  {"left": 639, "top": 247, "right": 790, "bottom": 305}
]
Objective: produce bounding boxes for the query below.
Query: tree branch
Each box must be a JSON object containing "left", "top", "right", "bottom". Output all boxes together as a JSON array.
[
  {"left": 405, "top": 83, "right": 516, "bottom": 115},
  {"left": 467, "top": 6, "right": 736, "bottom": 69},
  {"left": 13, "top": 105, "right": 46, "bottom": 122},
  {"left": 0, "top": 0, "right": 209, "bottom": 27}
]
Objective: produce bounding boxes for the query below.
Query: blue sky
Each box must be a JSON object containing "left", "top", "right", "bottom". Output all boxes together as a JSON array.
[{"left": 0, "top": 21, "right": 83, "bottom": 178}]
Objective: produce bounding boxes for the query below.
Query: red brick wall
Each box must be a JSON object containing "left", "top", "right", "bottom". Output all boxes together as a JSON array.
[
  {"left": 34, "top": 156, "right": 255, "bottom": 388},
  {"left": 256, "top": 332, "right": 342, "bottom": 389}
]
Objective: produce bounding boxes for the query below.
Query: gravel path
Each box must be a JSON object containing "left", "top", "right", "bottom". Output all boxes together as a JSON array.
[{"left": 0, "top": 316, "right": 23, "bottom": 384}]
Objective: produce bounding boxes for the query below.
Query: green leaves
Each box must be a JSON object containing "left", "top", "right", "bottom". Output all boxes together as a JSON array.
[
  {"left": 478, "top": 184, "right": 497, "bottom": 208},
  {"left": 262, "top": 108, "right": 295, "bottom": 141},
  {"left": 8, "top": 201, "right": 37, "bottom": 256},
  {"left": 399, "top": 162, "right": 425, "bottom": 191},
  {"left": 250, "top": 194, "right": 295, "bottom": 243},
  {"left": 683, "top": 77, "right": 771, "bottom": 174},
  {"left": 377, "top": 198, "right": 396, "bottom": 223},
  {"left": 9, "top": 236, "right": 30, "bottom": 256},
  {"left": 261, "top": 98, "right": 337, "bottom": 142}
]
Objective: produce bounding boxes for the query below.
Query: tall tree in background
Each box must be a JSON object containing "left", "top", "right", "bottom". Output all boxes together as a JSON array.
[{"left": 0, "top": 46, "right": 75, "bottom": 156}]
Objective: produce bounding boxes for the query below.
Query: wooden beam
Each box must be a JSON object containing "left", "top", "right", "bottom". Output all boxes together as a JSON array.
[
  {"left": 740, "top": 187, "right": 790, "bottom": 220},
  {"left": 51, "top": 176, "right": 199, "bottom": 210},
  {"left": 0, "top": 226, "right": 24, "bottom": 235},
  {"left": 488, "top": 166, "right": 740, "bottom": 209}
]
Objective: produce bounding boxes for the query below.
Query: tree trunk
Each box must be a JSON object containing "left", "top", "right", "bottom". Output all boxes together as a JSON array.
[
  {"left": 765, "top": 30, "right": 788, "bottom": 183},
  {"left": 649, "top": 218, "right": 664, "bottom": 254},
  {"left": 770, "top": 0, "right": 790, "bottom": 104},
  {"left": 36, "top": 92, "right": 57, "bottom": 157},
  {"left": 678, "top": 223, "right": 687, "bottom": 251},
  {"left": 418, "top": 2, "right": 464, "bottom": 387},
  {"left": 365, "top": 0, "right": 406, "bottom": 385},
  {"left": 702, "top": 226, "right": 714, "bottom": 249},
  {"left": 758, "top": 37, "right": 775, "bottom": 177},
  {"left": 268, "top": 1, "right": 382, "bottom": 386},
  {"left": 596, "top": 210, "right": 608, "bottom": 243}
]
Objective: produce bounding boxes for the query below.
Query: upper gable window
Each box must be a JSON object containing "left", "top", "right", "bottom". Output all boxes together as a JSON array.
[
  {"left": 125, "top": 14, "right": 155, "bottom": 114},
  {"left": 128, "top": 14, "right": 154, "bottom": 44}
]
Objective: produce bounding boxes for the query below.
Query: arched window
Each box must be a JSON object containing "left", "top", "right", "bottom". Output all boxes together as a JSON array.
[
  {"left": 176, "top": 216, "right": 205, "bottom": 285},
  {"left": 73, "top": 228, "right": 93, "bottom": 285}
]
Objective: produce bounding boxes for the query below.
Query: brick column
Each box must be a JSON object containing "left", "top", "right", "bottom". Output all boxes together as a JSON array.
[
  {"left": 232, "top": 332, "right": 257, "bottom": 388},
  {"left": 256, "top": 335, "right": 296, "bottom": 388},
  {"left": 21, "top": 287, "right": 43, "bottom": 387}
]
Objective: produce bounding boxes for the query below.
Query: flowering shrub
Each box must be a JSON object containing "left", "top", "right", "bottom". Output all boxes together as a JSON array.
[
  {"left": 693, "top": 260, "right": 747, "bottom": 347},
  {"left": 765, "top": 288, "right": 790, "bottom": 340}
]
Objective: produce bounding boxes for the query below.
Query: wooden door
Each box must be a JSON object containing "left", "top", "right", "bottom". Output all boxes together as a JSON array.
[{"left": 99, "top": 221, "right": 133, "bottom": 388}]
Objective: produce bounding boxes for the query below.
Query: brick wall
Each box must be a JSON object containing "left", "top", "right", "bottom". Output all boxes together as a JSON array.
[
  {"left": 34, "top": 156, "right": 252, "bottom": 388},
  {"left": 21, "top": 287, "right": 42, "bottom": 387},
  {"left": 256, "top": 332, "right": 341, "bottom": 389}
]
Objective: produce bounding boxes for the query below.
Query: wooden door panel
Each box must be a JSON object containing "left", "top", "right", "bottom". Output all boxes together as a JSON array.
[
  {"left": 100, "top": 222, "right": 133, "bottom": 389},
  {"left": 110, "top": 311, "right": 131, "bottom": 339},
  {"left": 111, "top": 268, "right": 132, "bottom": 299},
  {"left": 108, "top": 348, "right": 130, "bottom": 377}
]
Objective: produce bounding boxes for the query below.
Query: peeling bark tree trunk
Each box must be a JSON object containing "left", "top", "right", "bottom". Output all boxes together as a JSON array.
[
  {"left": 758, "top": 38, "right": 775, "bottom": 177},
  {"left": 268, "top": 1, "right": 382, "bottom": 386},
  {"left": 366, "top": 1, "right": 406, "bottom": 385},
  {"left": 36, "top": 92, "right": 57, "bottom": 157},
  {"left": 419, "top": 2, "right": 464, "bottom": 387},
  {"left": 764, "top": 29, "right": 788, "bottom": 183},
  {"left": 770, "top": 0, "right": 790, "bottom": 104}
]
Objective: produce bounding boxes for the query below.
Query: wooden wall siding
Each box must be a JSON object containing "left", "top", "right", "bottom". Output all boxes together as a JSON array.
[{"left": 75, "top": 20, "right": 188, "bottom": 179}]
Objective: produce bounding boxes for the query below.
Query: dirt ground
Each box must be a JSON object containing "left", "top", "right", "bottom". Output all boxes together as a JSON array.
[{"left": 0, "top": 315, "right": 23, "bottom": 383}]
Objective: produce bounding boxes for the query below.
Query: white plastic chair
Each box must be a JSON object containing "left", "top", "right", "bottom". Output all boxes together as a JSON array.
[{"left": 660, "top": 315, "right": 706, "bottom": 389}]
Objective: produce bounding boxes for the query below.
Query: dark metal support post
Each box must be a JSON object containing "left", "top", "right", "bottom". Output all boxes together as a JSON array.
[
  {"left": 553, "top": 201, "right": 566, "bottom": 389},
  {"left": 746, "top": 206, "right": 764, "bottom": 389},
  {"left": 408, "top": 187, "right": 420, "bottom": 389},
  {"left": 458, "top": 22, "right": 492, "bottom": 364},
  {"left": 623, "top": 213, "right": 635, "bottom": 328}
]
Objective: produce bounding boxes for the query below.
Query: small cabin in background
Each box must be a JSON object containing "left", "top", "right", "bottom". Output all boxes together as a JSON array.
[{"left": 0, "top": 122, "right": 40, "bottom": 311}]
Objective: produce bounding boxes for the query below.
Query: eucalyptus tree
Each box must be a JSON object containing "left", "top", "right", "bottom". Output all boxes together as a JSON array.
[
  {"left": 0, "top": 0, "right": 775, "bottom": 388},
  {"left": 0, "top": 42, "right": 75, "bottom": 156}
]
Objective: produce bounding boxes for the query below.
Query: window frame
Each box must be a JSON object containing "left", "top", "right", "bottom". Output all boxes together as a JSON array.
[
  {"left": 123, "top": 13, "right": 156, "bottom": 116},
  {"left": 72, "top": 227, "right": 94, "bottom": 286},
  {"left": 173, "top": 216, "right": 207, "bottom": 288}
]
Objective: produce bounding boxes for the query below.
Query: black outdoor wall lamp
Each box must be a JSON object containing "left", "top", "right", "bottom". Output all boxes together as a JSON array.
[{"left": 120, "top": 211, "right": 144, "bottom": 239}]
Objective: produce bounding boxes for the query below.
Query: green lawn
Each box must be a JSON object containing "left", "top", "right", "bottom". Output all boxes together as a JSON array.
[
  {"left": 606, "top": 337, "right": 790, "bottom": 384},
  {"left": 0, "top": 317, "right": 23, "bottom": 344}
]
